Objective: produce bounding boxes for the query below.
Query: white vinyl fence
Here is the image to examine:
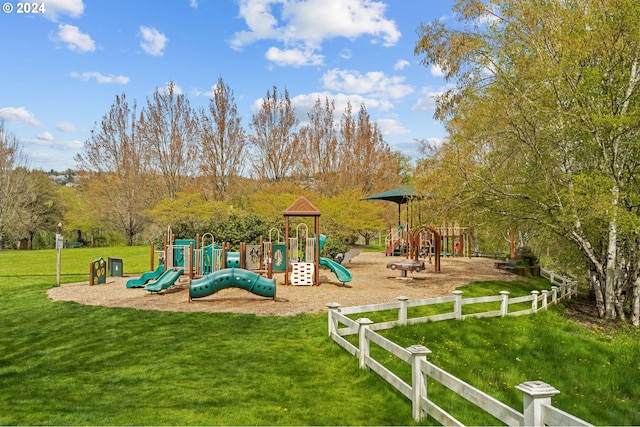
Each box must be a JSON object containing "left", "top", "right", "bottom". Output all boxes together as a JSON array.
[{"left": 327, "top": 268, "right": 592, "bottom": 426}]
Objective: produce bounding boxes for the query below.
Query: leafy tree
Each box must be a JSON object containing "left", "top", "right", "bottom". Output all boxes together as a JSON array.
[
  {"left": 14, "top": 170, "right": 62, "bottom": 249},
  {"left": 57, "top": 185, "right": 106, "bottom": 247},
  {"left": 147, "top": 191, "right": 230, "bottom": 237},
  {"left": 199, "top": 77, "right": 247, "bottom": 200},
  {"left": 318, "top": 189, "right": 387, "bottom": 246},
  {"left": 249, "top": 86, "right": 299, "bottom": 181},
  {"left": 138, "top": 81, "right": 199, "bottom": 199},
  {"left": 415, "top": 0, "right": 640, "bottom": 324}
]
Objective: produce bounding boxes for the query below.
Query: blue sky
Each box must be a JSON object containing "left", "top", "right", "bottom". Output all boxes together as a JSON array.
[{"left": 1, "top": 0, "right": 454, "bottom": 172}]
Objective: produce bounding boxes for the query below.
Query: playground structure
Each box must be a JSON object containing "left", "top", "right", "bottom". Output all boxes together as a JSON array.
[
  {"left": 282, "top": 196, "right": 352, "bottom": 286},
  {"left": 126, "top": 197, "right": 352, "bottom": 299},
  {"left": 385, "top": 222, "right": 472, "bottom": 259},
  {"left": 386, "top": 226, "right": 442, "bottom": 276}
]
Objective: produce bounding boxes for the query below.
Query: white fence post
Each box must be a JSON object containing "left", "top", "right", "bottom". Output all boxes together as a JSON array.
[
  {"left": 407, "top": 344, "right": 431, "bottom": 421},
  {"left": 551, "top": 286, "right": 558, "bottom": 304},
  {"left": 516, "top": 381, "right": 561, "bottom": 426},
  {"left": 500, "top": 291, "right": 510, "bottom": 317},
  {"left": 398, "top": 296, "right": 409, "bottom": 325},
  {"left": 357, "top": 318, "right": 374, "bottom": 369},
  {"left": 541, "top": 290, "right": 548, "bottom": 309},
  {"left": 453, "top": 290, "right": 463, "bottom": 319},
  {"left": 531, "top": 290, "right": 540, "bottom": 312},
  {"left": 326, "top": 302, "right": 341, "bottom": 337}
]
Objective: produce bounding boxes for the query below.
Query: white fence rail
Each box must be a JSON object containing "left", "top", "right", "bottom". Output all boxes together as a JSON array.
[{"left": 327, "top": 269, "right": 592, "bottom": 426}]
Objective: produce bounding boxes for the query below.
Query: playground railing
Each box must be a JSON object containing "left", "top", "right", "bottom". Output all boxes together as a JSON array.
[{"left": 327, "top": 269, "right": 592, "bottom": 426}]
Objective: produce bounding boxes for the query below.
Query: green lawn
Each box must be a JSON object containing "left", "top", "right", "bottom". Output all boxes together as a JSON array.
[{"left": 1, "top": 246, "right": 638, "bottom": 425}]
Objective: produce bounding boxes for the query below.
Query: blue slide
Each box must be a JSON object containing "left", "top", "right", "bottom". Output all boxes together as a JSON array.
[
  {"left": 126, "top": 264, "right": 165, "bottom": 288},
  {"left": 190, "top": 268, "right": 276, "bottom": 299},
  {"left": 143, "top": 268, "right": 184, "bottom": 293},
  {"left": 320, "top": 257, "right": 352, "bottom": 284}
]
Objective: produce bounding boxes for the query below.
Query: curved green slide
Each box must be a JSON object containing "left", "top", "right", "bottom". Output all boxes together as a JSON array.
[
  {"left": 126, "top": 264, "right": 165, "bottom": 288},
  {"left": 190, "top": 268, "right": 276, "bottom": 299},
  {"left": 144, "top": 268, "right": 184, "bottom": 293},
  {"left": 319, "top": 257, "right": 352, "bottom": 284}
]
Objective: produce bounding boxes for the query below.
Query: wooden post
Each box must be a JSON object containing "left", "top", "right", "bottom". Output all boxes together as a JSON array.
[
  {"left": 150, "top": 242, "right": 155, "bottom": 271},
  {"left": 326, "top": 302, "right": 341, "bottom": 337},
  {"left": 398, "top": 296, "right": 409, "bottom": 325},
  {"left": 531, "top": 290, "right": 540, "bottom": 312},
  {"left": 357, "top": 318, "right": 374, "bottom": 369},
  {"left": 453, "top": 290, "right": 463, "bottom": 319},
  {"left": 500, "top": 291, "right": 510, "bottom": 317},
  {"left": 314, "top": 216, "right": 320, "bottom": 286},
  {"left": 516, "top": 381, "right": 560, "bottom": 426},
  {"left": 407, "top": 344, "right": 431, "bottom": 421},
  {"left": 284, "top": 216, "right": 290, "bottom": 286}
]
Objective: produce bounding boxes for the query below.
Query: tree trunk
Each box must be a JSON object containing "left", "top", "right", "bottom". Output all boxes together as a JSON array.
[
  {"left": 633, "top": 275, "right": 640, "bottom": 326},
  {"left": 604, "top": 218, "right": 618, "bottom": 319}
]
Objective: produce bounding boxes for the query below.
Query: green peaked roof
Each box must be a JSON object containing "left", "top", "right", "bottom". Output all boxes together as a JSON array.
[{"left": 362, "top": 185, "right": 417, "bottom": 205}]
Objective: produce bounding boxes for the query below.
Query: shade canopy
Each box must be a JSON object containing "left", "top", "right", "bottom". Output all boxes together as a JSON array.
[
  {"left": 362, "top": 185, "right": 417, "bottom": 205},
  {"left": 362, "top": 185, "right": 418, "bottom": 226}
]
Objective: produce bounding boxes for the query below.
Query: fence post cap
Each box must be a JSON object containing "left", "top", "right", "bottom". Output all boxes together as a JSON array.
[
  {"left": 397, "top": 295, "right": 409, "bottom": 301},
  {"left": 356, "top": 317, "right": 374, "bottom": 325},
  {"left": 326, "top": 302, "right": 341, "bottom": 310},
  {"left": 500, "top": 290, "right": 510, "bottom": 295},
  {"left": 406, "top": 344, "right": 431, "bottom": 355},
  {"left": 515, "top": 381, "right": 560, "bottom": 397},
  {"left": 531, "top": 290, "right": 540, "bottom": 295},
  {"left": 453, "top": 290, "right": 464, "bottom": 295}
]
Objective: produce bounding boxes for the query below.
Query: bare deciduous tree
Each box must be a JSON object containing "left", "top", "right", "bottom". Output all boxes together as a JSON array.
[
  {"left": 249, "top": 86, "right": 299, "bottom": 181},
  {"left": 199, "top": 77, "right": 247, "bottom": 200},
  {"left": 0, "top": 122, "right": 28, "bottom": 249},
  {"left": 75, "top": 94, "right": 151, "bottom": 245},
  {"left": 138, "top": 81, "right": 199, "bottom": 199}
]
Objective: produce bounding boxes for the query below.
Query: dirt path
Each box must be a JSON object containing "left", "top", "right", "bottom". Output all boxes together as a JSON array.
[{"left": 48, "top": 252, "right": 515, "bottom": 316}]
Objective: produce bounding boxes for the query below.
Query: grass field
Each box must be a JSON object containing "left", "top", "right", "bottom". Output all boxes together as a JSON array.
[{"left": 1, "top": 246, "right": 638, "bottom": 425}]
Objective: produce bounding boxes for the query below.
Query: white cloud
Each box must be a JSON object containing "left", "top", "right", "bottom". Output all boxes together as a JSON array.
[
  {"left": 265, "top": 46, "right": 323, "bottom": 67},
  {"left": 43, "top": 0, "right": 84, "bottom": 20},
  {"left": 157, "top": 82, "right": 184, "bottom": 96},
  {"left": 286, "top": 91, "right": 393, "bottom": 124},
  {"left": 56, "top": 121, "right": 78, "bottom": 132},
  {"left": 139, "top": 26, "right": 168, "bottom": 56},
  {"left": 37, "top": 132, "right": 54, "bottom": 141},
  {"left": 412, "top": 86, "right": 450, "bottom": 112},
  {"left": 189, "top": 0, "right": 198, "bottom": 8},
  {"left": 21, "top": 137, "right": 82, "bottom": 150},
  {"left": 230, "top": 0, "right": 400, "bottom": 67},
  {"left": 54, "top": 24, "right": 95, "bottom": 53},
  {"left": 376, "top": 118, "right": 409, "bottom": 135},
  {"left": 322, "top": 68, "right": 413, "bottom": 99},
  {"left": 394, "top": 59, "right": 410, "bottom": 70},
  {"left": 430, "top": 64, "right": 445, "bottom": 77},
  {"left": 71, "top": 71, "right": 129, "bottom": 84},
  {"left": 0, "top": 107, "right": 41, "bottom": 127}
]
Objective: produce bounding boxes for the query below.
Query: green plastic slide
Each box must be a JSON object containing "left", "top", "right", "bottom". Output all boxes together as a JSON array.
[
  {"left": 126, "top": 264, "right": 165, "bottom": 288},
  {"left": 319, "top": 257, "right": 352, "bottom": 284},
  {"left": 143, "top": 268, "right": 184, "bottom": 293},
  {"left": 190, "top": 268, "right": 275, "bottom": 299}
]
